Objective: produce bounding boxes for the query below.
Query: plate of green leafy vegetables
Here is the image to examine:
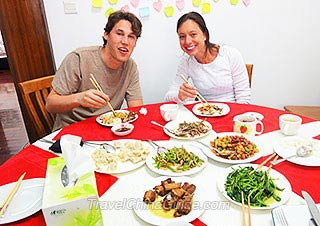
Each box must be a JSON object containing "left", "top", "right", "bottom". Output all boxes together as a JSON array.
[
  {"left": 146, "top": 143, "right": 207, "bottom": 176},
  {"left": 217, "top": 164, "right": 292, "bottom": 209}
]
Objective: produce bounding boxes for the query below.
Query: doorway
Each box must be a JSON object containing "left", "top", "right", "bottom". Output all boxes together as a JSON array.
[
  {"left": 0, "top": 0, "right": 56, "bottom": 162},
  {"left": 0, "top": 31, "right": 29, "bottom": 165}
]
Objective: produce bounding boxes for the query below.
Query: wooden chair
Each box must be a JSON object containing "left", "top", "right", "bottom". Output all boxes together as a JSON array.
[
  {"left": 246, "top": 64, "right": 253, "bottom": 87},
  {"left": 18, "top": 75, "right": 55, "bottom": 138}
]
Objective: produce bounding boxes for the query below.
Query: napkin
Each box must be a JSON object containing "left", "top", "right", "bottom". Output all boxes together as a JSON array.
[
  {"left": 49, "top": 139, "right": 84, "bottom": 153},
  {"left": 272, "top": 204, "right": 320, "bottom": 226},
  {"left": 60, "top": 134, "right": 95, "bottom": 184}
]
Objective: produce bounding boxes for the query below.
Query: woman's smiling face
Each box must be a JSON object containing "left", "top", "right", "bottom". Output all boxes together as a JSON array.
[{"left": 177, "top": 19, "right": 207, "bottom": 60}]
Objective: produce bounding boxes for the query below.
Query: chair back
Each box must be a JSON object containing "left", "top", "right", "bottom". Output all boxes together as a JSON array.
[
  {"left": 18, "top": 75, "right": 55, "bottom": 138},
  {"left": 246, "top": 64, "right": 253, "bottom": 87}
]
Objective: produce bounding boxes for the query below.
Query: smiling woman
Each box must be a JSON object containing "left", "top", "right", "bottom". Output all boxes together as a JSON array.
[{"left": 165, "top": 11, "right": 251, "bottom": 104}]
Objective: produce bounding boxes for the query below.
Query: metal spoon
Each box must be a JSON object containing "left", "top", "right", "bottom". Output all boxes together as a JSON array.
[
  {"left": 195, "top": 140, "right": 235, "bottom": 157},
  {"left": 84, "top": 141, "right": 118, "bottom": 154},
  {"left": 147, "top": 140, "right": 167, "bottom": 154},
  {"left": 271, "top": 145, "right": 313, "bottom": 165},
  {"left": 150, "top": 120, "right": 188, "bottom": 137}
]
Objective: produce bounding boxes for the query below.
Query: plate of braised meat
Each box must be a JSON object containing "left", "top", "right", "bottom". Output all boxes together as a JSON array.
[{"left": 134, "top": 177, "right": 205, "bottom": 225}]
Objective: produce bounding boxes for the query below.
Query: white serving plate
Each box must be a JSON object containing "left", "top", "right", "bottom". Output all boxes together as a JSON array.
[
  {"left": 273, "top": 136, "right": 320, "bottom": 166},
  {"left": 199, "top": 132, "right": 263, "bottom": 164},
  {"left": 192, "top": 103, "right": 230, "bottom": 117},
  {"left": 0, "top": 178, "right": 44, "bottom": 224},
  {"left": 217, "top": 164, "right": 292, "bottom": 210},
  {"left": 96, "top": 110, "right": 138, "bottom": 127},
  {"left": 164, "top": 120, "right": 212, "bottom": 140},
  {"left": 86, "top": 139, "right": 151, "bottom": 174},
  {"left": 146, "top": 142, "right": 207, "bottom": 176},
  {"left": 133, "top": 176, "right": 205, "bottom": 225}
]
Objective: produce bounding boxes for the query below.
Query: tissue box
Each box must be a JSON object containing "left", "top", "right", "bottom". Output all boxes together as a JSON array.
[{"left": 42, "top": 157, "right": 103, "bottom": 226}]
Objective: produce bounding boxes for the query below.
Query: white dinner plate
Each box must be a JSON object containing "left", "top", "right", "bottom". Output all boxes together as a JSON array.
[
  {"left": 0, "top": 178, "right": 45, "bottom": 224},
  {"left": 217, "top": 164, "right": 292, "bottom": 210},
  {"left": 96, "top": 110, "right": 138, "bottom": 127},
  {"left": 87, "top": 139, "right": 151, "bottom": 174},
  {"left": 273, "top": 136, "right": 320, "bottom": 166},
  {"left": 164, "top": 120, "right": 212, "bottom": 140},
  {"left": 133, "top": 176, "right": 205, "bottom": 225},
  {"left": 146, "top": 142, "right": 207, "bottom": 176},
  {"left": 200, "top": 132, "right": 263, "bottom": 164},
  {"left": 192, "top": 103, "right": 230, "bottom": 117}
]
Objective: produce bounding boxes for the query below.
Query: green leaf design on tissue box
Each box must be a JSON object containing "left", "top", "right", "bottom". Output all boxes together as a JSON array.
[
  {"left": 63, "top": 208, "right": 103, "bottom": 226},
  {"left": 46, "top": 157, "right": 98, "bottom": 202},
  {"left": 61, "top": 182, "right": 96, "bottom": 200}
]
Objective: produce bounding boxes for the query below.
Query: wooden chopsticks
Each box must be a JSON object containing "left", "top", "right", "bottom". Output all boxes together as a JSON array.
[
  {"left": 248, "top": 193, "right": 252, "bottom": 226},
  {"left": 0, "top": 172, "right": 26, "bottom": 217},
  {"left": 241, "top": 192, "right": 246, "bottom": 226},
  {"left": 241, "top": 191, "right": 252, "bottom": 226},
  {"left": 249, "top": 153, "right": 277, "bottom": 175},
  {"left": 179, "top": 74, "right": 212, "bottom": 108},
  {"left": 268, "top": 155, "right": 279, "bottom": 172},
  {"left": 89, "top": 73, "right": 117, "bottom": 117},
  {"left": 240, "top": 153, "right": 279, "bottom": 225}
]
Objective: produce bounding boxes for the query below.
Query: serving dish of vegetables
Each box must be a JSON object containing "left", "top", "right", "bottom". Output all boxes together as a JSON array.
[
  {"left": 146, "top": 143, "right": 207, "bottom": 176},
  {"left": 217, "top": 164, "right": 292, "bottom": 209}
]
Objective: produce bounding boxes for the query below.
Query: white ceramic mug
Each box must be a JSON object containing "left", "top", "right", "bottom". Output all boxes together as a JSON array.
[
  {"left": 233, "top": 114, "right": 264, "bottom": 136},
  {"left": 279, "top": 114, "right": 302, "bottom": 135},
  {"left": 160, "top": 104, "right": 179, "bottom": 122}
]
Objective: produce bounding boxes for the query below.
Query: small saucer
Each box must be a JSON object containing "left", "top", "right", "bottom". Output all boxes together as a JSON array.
[{"left": 111, "top": 123, "right": 134, "bottom": 136}]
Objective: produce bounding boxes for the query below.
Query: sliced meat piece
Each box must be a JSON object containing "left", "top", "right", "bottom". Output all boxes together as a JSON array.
[
  {"left": 163, "top": 182, "right": 181, "bottom": 191},
  {"left": 171, "top": 188, "right": 185, "bottom": 198},
  {"left": 143, "top": 190, "right": 156, "bottom": 204},
  {"left": 154, "top": 185, "right": 167, "bottom": 196}
]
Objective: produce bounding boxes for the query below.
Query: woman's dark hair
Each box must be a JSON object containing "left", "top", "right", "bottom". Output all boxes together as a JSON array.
[
  {"left": 177, "top": 12, "right": 219, "bottom": 54},
  {"left": 103, "top": 11, "right": 142, "bottom": 47}
]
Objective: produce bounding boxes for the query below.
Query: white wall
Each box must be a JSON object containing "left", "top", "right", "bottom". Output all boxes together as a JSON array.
[{"left": 43, "top": 0, "right": 320, "bottom": 109}]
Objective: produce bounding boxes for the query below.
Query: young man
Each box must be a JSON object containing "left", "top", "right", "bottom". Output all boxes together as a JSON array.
[{"left": 46, "top": 11, "right": 143, "bottom": 131}]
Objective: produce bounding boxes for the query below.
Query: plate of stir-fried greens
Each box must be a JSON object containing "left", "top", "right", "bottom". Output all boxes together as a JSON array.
[
  {"left": 217, "top": 164, "right": 292, "bottom": 209},
  {"left": 146, "top": 143, "right": 207, "bottom": 176}
]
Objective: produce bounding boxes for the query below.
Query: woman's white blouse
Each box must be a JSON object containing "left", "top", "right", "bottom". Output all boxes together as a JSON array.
[{"left": 165, "top": 45, "right": 251, "bottom": 104}]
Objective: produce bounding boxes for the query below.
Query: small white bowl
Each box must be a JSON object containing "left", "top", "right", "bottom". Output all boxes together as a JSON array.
[{"left": 111, "top": 123, "right": 134, "bottom": 136}]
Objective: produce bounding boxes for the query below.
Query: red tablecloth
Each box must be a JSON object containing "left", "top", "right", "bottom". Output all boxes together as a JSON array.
[
  {"left": 54, "top": 102, "right": 314, "bottom": 141},
  {"left": 54, "top": 103, "right": 175, "bottom": 141},
  {"left": 1, "top": 102, "right": 319, "bottom": 226}
]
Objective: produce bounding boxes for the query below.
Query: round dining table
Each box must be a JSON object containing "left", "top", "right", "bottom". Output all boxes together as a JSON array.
[{"left": 0, "top": 101, "right": 319, "bottom": 226}]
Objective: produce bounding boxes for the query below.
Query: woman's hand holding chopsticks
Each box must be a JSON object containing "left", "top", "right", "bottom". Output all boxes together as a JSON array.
[
  {"left": 178, "top": 82, "right": 198, "bottom": 101},
  {"left": 178, "top": 74, "right": 212, "bottom": 110}
]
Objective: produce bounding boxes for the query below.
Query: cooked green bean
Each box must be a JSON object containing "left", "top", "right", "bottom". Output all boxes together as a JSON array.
[
  {"left": 224, "top": 166, "right": 284, "bottom": 207},
  {"left": 152, "top": 146, "right": 204, "bottom": 172}
]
